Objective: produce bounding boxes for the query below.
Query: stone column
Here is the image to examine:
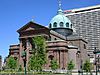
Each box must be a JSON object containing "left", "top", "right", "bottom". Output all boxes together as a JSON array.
[
  {"left": 60, "top": 50, "right": 63, "bottom": 69},
  {"left": 63, "top": 50, "right": 67, "bottom": 69},
  {"left": 46, "top": 51, "right": 50, "bottom": 69},
  {"left": 58, "top": 50, "right": 60, "bottom": 68},
  {"left": 26, "top": 38, "right": 30, "bottom": 69},
  {"left": 19, "top": 39, "right": 24, "bottom": 68},
  {"left": 61, "top": 50, "right": 66, "bottom": 69},
  {"left": 64, "top": 50, "right": 68, "bottom": 69}
]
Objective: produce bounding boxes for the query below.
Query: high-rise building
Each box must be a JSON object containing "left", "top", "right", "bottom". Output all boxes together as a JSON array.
[{"left": 64, "top": 5, "right": 100, "bottom": 61}]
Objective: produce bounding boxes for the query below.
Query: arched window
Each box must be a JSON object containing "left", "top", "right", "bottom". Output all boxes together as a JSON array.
[
  {"left": 60, "top": 22, "right": 64, "bottom": 27},
  {"left": 49, "top": 23, "right": 52, "bottom": 28},
  {"left": 71, "top": 24, "right": 72, "bottom": 28},
  {"left": 53, "top": 22, "right": 57, "bottom": 27},
  {"left": 66, "top": 22, "right": 69, "bottom": 27}
]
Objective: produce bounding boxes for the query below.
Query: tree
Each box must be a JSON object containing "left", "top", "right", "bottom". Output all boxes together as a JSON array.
[
  {"left": 6, "top": 56, "right": 17, "bottom": 71},
  {"left": 28, "top": 55, "right": 43, "bottom": 71},
  {"left": 67, "top": 60, "right": 75, "bottom": 75},
  {"left": 51, "top": 59, "right": 58, "bottom": 70},
  {"left": 28, "top": 36, "right": 47, "bottom": 71},
  {"left": 67, "top": 60, "right": 75, "bottom": 70},
  {"left": 83, "top": 60, "right": 91, "bottom": 74}
]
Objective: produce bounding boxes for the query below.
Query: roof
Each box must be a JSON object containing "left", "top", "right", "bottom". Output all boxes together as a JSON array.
[
  {"left": 17, "top": 21, "right": 49, "bottom": 33},
  {"left": 67, "top": 34, "right": 88, "bottom": 43},
  {"left": 64, "top": 5, "right": 100, "bottom": 15}
]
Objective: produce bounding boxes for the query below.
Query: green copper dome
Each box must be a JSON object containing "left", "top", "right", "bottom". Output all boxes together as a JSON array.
[
  {"left": 49, "top": 0, "right": 73, "bottom": 37},
  {"left": 49, "top": 9, "right": 72, "bottom": 29}
]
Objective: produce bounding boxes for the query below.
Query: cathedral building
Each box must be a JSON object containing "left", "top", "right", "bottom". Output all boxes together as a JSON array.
[{"left": 8, "top": 2, "right": 89, "bottom": 70}]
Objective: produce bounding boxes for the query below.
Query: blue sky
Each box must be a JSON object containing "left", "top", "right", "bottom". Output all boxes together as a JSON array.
[{"left": 0, "top": 0, "right": 100, "bottom": 61}]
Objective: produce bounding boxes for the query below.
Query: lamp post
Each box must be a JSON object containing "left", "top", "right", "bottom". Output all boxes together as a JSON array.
[
  {"left": 80, "top": 60, "right": 83, "bottom": 75},
  {"left": 76, "top": 51, "right": 82, "bottom": 75},
  {"left": 21, "top": 50, "right": 27, "bottom": 75},
  {"left": 93, "top": 47, "right": 100, "bottom": 75}
]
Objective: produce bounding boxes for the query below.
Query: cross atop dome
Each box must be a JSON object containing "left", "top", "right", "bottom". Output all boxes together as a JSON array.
[
  {"left": 58, "top": 0, "right": 62, "bottom": 10},
  {"left": 57, "top": 0, "right": 63, "bottom": 14}
]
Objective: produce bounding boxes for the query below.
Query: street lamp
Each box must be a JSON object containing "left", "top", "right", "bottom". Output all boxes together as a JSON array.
[
  {"left": 93, "top": 47, "right": 100, "bottom": 75},
  {"left": 21, "top": 50, "right": 27, "bottom": 75},
  {"left": 76, "top": 51, "right": 83, "bottom": 75},
  {"left": 80, "top": 60, "right": 83, "bottom": 75}
]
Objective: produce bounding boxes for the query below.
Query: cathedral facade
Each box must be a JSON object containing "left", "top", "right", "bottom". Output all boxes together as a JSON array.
[{"left": 8, "top": 6, "right": 89, "bottom": 70}]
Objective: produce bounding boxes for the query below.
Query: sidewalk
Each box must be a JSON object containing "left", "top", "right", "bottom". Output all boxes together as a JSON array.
[{"left": 71, "top": 72, "right": 100, "bottom": 75}]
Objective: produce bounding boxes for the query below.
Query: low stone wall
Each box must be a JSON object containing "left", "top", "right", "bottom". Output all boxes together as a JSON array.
[{"left": 0, "top": 72, "right": 98, "bottom": 75}]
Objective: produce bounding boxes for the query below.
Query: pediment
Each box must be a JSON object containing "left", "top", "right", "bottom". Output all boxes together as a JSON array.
[
  {"left": 25, "top": 27, "right": 35, "bottom": 31},
  {"left": 17, "top": 21, "right": 49, "bottom": 33}
]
